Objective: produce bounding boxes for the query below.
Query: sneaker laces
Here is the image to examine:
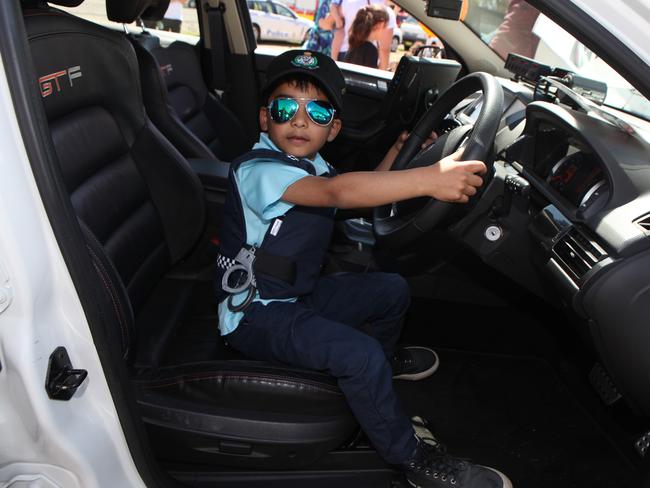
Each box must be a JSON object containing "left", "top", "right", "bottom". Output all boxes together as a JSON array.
[
  {"left": 411, "top": 442, "right": 468, "bottom": 484},
  {"left": 391, "top": 348, "right": 415, "bottom": 372}
]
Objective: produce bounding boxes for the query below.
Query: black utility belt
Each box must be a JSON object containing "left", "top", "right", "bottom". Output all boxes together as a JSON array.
[{"left": 217, "top": 245, "right": 297, "bottom": 312}]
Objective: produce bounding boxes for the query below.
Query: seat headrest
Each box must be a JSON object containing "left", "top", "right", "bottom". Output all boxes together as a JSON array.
[
  {"left": 106, "top": 0, "right": 170, "bottom": 23},
  {"left": 48, "top": 0, "right": 84, "bottom": 5},
  {"left": 21, "top": 0, "right": 84, "bottom": 6}
]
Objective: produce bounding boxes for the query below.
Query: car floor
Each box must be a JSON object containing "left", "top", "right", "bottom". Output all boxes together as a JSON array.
[
  {"left": 396, "top": 263, "right": 643, "bottom": 488},
  {"left": 158, "top": 247, "right": 645, "bottom": 488}
]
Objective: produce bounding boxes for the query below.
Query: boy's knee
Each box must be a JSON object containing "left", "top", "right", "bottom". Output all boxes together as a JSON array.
[{"left": 337, "top": 338, "right": 387, "bottom": 378}]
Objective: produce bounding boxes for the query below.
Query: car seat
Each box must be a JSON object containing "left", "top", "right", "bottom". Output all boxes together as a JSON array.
[
  {"left": 129, "top": 25, "right": 250, "bottom": 161},
  {"left": 22, "top": 0, "right": 356, "bottom": 469}
]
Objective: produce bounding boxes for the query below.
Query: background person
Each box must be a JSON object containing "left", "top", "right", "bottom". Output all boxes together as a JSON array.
[
  {"left": 161, "top": 0, "right": 184, "bottom": 32},
  {"left": 305, "top": 0, "right": 343, "bottom": 56},
  {"left": 489, "top": 0, "right": 540, "bottom": 59},
  {"left": 145, "top": 0, "right": 185, "bottom": 32},
  {"left": 343, "top": 5, "right": 389, "bottom": 68},
  {"left": 336, "top": 0, "right": 396, "bottom": 69}
]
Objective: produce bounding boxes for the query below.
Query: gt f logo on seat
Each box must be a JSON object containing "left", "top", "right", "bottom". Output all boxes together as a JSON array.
[{"left": 39, "top": 66, "right": 83, "bottom": 98}]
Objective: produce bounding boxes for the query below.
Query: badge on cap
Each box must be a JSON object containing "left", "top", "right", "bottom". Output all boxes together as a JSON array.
[{"left": 291, "top": 52, "right": 319, "bottom": 70}]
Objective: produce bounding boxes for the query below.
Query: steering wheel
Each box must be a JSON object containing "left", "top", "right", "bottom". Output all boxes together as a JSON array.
[{"left": 373, "top": 72, "right": 504, "bottom": 249}]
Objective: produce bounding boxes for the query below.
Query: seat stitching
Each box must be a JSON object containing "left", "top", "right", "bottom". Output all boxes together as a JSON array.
[
  {"left": 136, "top": 374, "right": 343, "bottom": 395},
  {"left": 87, "top": 245, "right": 130, "bottom": 358}
]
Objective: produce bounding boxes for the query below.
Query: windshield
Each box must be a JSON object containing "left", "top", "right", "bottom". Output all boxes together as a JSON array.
[{"left": 463, "top": 0, "right": 650, "bottom": 121}]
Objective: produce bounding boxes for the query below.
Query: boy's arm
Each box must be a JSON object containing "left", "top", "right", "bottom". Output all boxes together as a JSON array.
[{"left": 283, "top": 150, "right": 486, "bottom": 209}]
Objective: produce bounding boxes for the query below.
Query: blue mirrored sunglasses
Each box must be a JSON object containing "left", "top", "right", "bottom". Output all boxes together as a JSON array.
[{"left": 267, "top": 97, "right": 336, "bottom": 127}]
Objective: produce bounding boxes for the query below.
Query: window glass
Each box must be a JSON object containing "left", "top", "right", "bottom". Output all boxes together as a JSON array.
[
  {"left": 274, "top": 4, "right": 296, "bottom": 18},
  {"left": 248, "top": 0, "right": 446, "bottom": 73},
  {"left": 58, "top": 0, "right": 200, "bottom": 38},
  {"left": 463, "top": 0, "right": 650, "bottom": 119}
]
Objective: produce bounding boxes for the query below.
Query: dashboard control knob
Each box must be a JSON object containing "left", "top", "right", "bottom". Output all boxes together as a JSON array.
[{"left": 485, "top": 225, "right": 503, "bottom": 242}]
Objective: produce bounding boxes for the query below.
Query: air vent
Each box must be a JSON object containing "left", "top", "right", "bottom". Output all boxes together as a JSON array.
[
  {"left": 634, "top": 213, "right": 650, "bottom": 233},
  {"left": 553, "top": 227, "right": 608, "bottom": 281}
]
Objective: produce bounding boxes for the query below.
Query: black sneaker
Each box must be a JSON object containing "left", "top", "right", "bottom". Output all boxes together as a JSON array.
[
  {"left": 403, "top": 443, "right": 512, "bottom": 488},
  {"left": 391, "top": 346, "right": 439, "bottom": 380}
]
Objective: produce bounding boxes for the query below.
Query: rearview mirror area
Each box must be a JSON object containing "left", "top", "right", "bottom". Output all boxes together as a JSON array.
[{"left": 426, "top": 0, "right": 463, "bottom": 20}]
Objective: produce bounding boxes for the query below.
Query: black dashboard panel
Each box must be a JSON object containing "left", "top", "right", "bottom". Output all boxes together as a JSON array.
[
  {"left": 531, "top": 122, "right": 609, "bottom": 213},
  {"left": 449, "top": 81, "right": 650, "bottom": 421},
  {"left": 516, "top": 102, "right": 650, "bottom": 243}
]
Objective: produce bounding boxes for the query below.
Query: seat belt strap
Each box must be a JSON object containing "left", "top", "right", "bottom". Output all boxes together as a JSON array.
[{"left": 208, "top": 3, "right": 229, "bottom": 91}]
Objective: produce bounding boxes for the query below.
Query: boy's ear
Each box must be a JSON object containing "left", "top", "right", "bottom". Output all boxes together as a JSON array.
[
  {"left": 259, "top": 107, "right": 269, "bottom": 132},
  {"left": 326, "top": 118, "right": 342, "bottom": 142}
]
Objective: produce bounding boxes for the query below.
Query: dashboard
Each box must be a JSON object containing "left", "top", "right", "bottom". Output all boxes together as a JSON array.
[
  {"left": 531, "top": 123, "right": 609, "bottom": 213},
  {"left": 333, "top": 41, "right": 650, "bottom": 436},
  {"left": 335, "top": 57, "right": 650, "bottom": 418},
  {"left": 448, "top": 80, "right": 650, "bottom": 419}
]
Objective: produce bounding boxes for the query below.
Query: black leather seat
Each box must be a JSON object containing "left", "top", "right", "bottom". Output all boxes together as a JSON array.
[
  {"left": 129, "top": 28, "right": 249, "bottom": 161},
  {"left": 23, "top": 0, "right": 356, "bottom": 468}
]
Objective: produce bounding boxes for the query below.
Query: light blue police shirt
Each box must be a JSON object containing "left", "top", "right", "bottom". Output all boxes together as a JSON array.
[{"left": 218, "top": 132, "right": 333, "bottom": 335}]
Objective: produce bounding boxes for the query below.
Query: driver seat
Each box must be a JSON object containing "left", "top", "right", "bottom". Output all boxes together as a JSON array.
[{"left": 22, "top": 0, "right": 356, "bottom": 468}]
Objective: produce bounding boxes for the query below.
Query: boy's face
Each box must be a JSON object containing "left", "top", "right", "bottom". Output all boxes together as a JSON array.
[{"left": 260, "top": 81, "right": 341, "bottom": 160}]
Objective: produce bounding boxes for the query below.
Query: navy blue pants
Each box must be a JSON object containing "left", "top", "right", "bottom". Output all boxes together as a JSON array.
[{"left": 226, "top": 272, "right": 417, "bottom": 464}]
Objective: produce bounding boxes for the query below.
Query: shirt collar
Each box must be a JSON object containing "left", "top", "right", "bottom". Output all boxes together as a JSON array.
[{"left": 254, "top": 132, "right": 329, "bottom": 170}]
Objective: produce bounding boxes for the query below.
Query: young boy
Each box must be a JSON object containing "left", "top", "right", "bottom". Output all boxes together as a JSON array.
[{"left": 216, "top": 49, "right": 512, "bottom": 488}]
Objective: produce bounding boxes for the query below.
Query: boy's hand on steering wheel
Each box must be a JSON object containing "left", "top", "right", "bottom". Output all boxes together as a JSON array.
[{"left": 428, "top": 149, "right": 487, "bottom": 203}]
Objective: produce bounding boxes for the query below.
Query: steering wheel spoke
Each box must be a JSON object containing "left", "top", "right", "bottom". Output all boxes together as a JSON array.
[{"left": 373, "top": 72, "right": 504, "bottom": 249}]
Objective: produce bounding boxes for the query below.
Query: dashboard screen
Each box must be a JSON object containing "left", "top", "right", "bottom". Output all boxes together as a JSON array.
[
  {"left": 534, "top": 123, "right": 607, "bottom": 209},
  {"left": 547, "top": 150, "right": 604, "bottom": 207}
]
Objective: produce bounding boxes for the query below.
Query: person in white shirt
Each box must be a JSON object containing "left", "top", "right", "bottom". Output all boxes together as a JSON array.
[{"left": 162, "top": 0, "right": 184, "bottom": 33}]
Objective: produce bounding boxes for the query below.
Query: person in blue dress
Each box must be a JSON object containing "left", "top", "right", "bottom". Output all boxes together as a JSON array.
[{"left": 304, "top": 0, "right": 342, "bottom": 56}]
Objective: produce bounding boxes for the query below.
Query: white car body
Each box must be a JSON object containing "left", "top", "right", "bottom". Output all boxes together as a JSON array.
[
  {"left": 247, "top": 0, "right": 312, "bottom": 44},
  {"left": 0, "top": 60, "right": 144, "bottom": 488}
]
